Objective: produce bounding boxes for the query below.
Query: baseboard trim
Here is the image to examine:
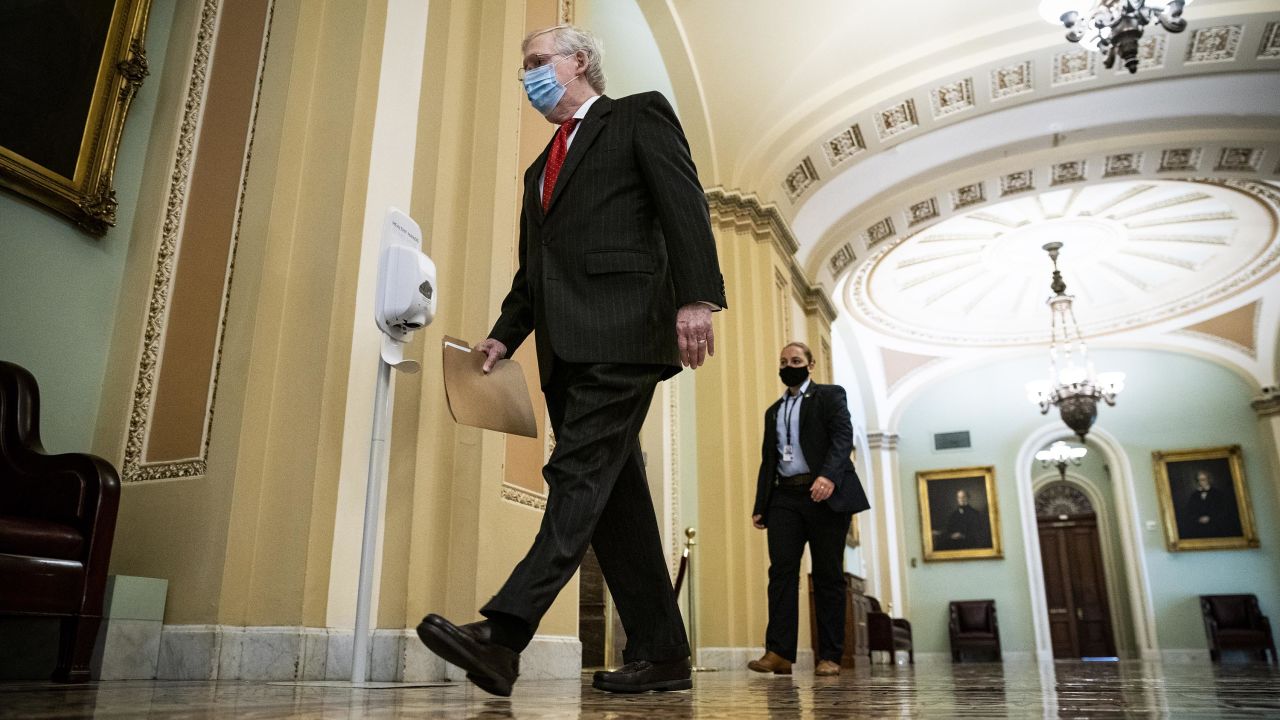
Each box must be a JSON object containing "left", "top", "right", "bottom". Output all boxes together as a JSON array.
[{"left": 156, "top": 625, "right": 579, "bottom": 681}]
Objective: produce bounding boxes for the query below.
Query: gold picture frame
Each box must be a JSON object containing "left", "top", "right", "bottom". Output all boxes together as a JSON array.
[
  {"left": 0, "top": 0, "right": 153, "bottom": 236},
  {"left": 1153, "top": 445, "right": 1259, "bottom": 552},
  {"left": 918, "top": 466, "right": 1002, "bottom": 562}
]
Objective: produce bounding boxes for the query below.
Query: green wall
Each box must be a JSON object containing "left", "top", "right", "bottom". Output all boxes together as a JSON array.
[
  {"left": 896, "top": 348, "right": 1279, "bottom": 656},
  {"left": 0, "top": 2, "right": 178, "bottom": 454}
]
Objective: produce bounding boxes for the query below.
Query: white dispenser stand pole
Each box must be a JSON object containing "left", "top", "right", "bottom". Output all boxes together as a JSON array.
[{"left": 352, "top": 358, "right": 393, "bottom": 683}]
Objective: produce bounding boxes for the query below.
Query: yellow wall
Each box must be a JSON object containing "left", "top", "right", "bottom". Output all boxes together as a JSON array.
[
  {"left": 695, "top": 202, "right": 834, "bottom": 653},
  {"left": 90, "top": 0, "right": 834, "bottom": 656}
]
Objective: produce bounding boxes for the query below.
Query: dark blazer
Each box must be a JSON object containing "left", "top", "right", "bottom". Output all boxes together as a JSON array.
[
  {"left": 489, "top": 92, "right": 727, "bottom": 386},
  {"left": 752, "top": 383, "right": 871, "bottom": 524}
]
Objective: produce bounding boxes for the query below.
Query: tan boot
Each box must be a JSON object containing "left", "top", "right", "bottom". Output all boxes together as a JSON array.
[
  {"left": 815, "top": 659, "right": 841, "bottom": 676},
  {"left": 747, "top": 651, "right": 793, "bottom": 675}
]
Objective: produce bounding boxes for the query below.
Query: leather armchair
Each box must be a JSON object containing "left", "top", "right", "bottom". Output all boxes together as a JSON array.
[
  {"left": 1, "top": 361, "right": 120, "bottom": 681},
  {"left": 1200, "top": 594, "right": 1277, "bottom": 663},
  {"left": 866, "top": 595, "right": 913, "bottom": 663},
  {"left": 949, "top": 599, "right": 1001, "bottom": 662}
]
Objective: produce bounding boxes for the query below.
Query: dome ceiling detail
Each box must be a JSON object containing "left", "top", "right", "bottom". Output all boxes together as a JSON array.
[{"left": 846, "top": 180, "right": 1279, "bottom": 346}]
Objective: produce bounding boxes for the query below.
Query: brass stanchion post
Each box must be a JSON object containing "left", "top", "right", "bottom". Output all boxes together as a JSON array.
[{"left": 684, "top": 527, "right": 717, "bottom": 672}]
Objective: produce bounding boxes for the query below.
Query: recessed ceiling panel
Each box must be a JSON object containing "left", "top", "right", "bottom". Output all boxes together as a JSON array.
[{"left": 848, "top": 180, "right": 1276, "bottom": 346}]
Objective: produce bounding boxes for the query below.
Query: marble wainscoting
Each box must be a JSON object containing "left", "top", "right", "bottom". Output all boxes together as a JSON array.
[
  {"left": 90, "top": 575, "right": 169, "bottom": 680},
  {"left": 156, "top": 626, "right": 580, "bottom": 681}
]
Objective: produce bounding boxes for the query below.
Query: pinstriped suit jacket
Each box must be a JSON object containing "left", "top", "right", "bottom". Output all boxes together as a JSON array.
[{"left": 488, "top": 92, "right": 727, "bottom": 387}]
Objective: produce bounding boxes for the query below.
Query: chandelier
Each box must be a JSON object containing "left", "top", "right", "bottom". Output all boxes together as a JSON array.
[
  {"left": 1036, "top": 441, "right": 1088, "bottom": 481},
  {"left": 1025, "top": 242, "right": 1125, "bottom": 441},
  {"left": 1038, "top": 1, "right": 1191, "bottom": 74}
]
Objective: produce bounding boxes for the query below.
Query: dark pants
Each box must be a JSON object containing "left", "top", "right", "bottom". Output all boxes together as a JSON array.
[
  {"left": 481, "top": 359, "right": 689, "bottom": 663},
  {"left": 765, "top": 486, "right": 851, "bottom": 663}
]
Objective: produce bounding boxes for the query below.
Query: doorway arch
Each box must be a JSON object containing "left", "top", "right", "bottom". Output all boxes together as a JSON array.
[
  {"left": 1033, "top": 472, "right": 1129, "bottom": 657},
  {"left": 1015, "top": 424, "right": 1159, "bottom": 660}
]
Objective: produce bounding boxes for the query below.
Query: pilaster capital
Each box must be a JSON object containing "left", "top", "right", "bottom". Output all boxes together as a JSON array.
[
  {"left": 866, "top": 432, "right": 900, "bottom": 450},
  {"left": 1252, "top": 386, "right": 1280, "bottom": 418}
]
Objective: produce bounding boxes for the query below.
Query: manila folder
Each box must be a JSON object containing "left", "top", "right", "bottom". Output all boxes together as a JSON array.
[{"left": 441, "top": 336, "right": 537, "bottom": 438}]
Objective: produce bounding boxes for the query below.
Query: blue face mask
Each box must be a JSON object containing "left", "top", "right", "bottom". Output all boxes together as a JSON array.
[{"left": 523, "top": 56, "right": 570, "bottom": 116}]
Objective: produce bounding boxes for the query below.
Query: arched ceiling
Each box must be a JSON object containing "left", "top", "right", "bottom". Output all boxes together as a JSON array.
[
  {"left": 638, "top": 0, "right": 1280, "bottom": 409},
  {"left": 655, "top": 1, "right": 1280, "bottom": 261},
  {"left": 848, "top": 179, "right": 1277, "bottom": 346}
]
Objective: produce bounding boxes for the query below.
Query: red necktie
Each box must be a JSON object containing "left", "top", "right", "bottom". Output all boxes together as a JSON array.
[{"left": 542, "top": 119, "right": 579, "bottom": 211}]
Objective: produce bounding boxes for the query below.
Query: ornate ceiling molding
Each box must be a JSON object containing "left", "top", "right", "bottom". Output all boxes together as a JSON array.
[
  {"left": 770, "top": 11, "right": 1280, "bottom": 211},
  {"left": 820, "top": 136, "right": 1280, "bottom": 288},
  {"left": 706, "top": 186, "right": 836, "bottom": 323},
  {"left": 705, "top": 186, "right": 799, "bottom": 255},
  {"left": 842, "top": 179, "right": 1280, "bottom": 347}
]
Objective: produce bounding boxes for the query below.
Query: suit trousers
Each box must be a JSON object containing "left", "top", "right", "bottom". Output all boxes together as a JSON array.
[
  {"left": 765, "top": 486, "right": 851, "bottom": 663},
  {"left": 481, "top": 358, "right": 689, "bottom": 663}
]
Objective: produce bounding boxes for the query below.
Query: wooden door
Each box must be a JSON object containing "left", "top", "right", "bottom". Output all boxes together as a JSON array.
[{"left": 1038, "top": 515, "right": 1116, "bottom": 659}]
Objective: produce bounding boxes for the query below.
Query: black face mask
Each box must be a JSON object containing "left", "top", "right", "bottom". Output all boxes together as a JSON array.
[{"left": 779, "top": 365, "right": 810, "bottom": 388}]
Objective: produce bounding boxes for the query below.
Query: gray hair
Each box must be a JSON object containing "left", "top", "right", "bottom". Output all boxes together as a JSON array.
[{"left": 522, "top": 24, "right": 606, "bottom": 94}]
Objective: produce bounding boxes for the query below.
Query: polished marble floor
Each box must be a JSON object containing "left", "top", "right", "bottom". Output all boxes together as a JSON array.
[{"left": 2, "top": 661, "right": 1278, "bottom": 719}]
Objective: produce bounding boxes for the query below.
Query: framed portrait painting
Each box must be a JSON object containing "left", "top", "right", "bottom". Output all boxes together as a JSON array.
[
  {"left": 918, "top": 466, "right": 1002, "bottom": 561},
  {"left": 0, "top": 0, "right": 153, "bottom": 236},
  {"left": 1153, "top": 445, "right": 1258, "bottom": 552}
]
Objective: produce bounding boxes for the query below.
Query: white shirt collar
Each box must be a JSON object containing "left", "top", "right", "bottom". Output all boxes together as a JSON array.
[
  {"left": 783, "top": 378, "right": 812, "bottom": 401},
  {"left": 574, "top": 95, "right": 601, "bottom": 120}
]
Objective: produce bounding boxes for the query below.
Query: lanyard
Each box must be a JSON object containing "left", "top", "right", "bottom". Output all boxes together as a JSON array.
[{"left": 782, "top": 391, "right": 801, "bottom": 448}]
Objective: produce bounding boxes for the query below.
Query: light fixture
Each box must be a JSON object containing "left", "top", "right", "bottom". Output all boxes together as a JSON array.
[
  {"left": 1025, "top": 242, "right": 1124, "bottom": 441},
  {"left": 1036, "top": 441, "right": 1088, "bottom": 481},
  {"left": 1038, "top": 0, "right": 1192, "bottom": 73}
]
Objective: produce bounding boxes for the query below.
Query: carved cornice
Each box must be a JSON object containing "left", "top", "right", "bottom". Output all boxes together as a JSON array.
[
  {"left": 866, "top": 432, "right": 900, "bottom": 450},
  {"left": 502, "top": 483, "right": 548, "bottom": 510},
  {"left": 705, "top": 186, "right": 799, "bottom": 255},
  {"left": 800, "top": 281, "right": 838, "bottom": 324},
  {"left": 706, "top": 186, "right": 837, "bottom": 324},
  {"left": 1253, "top": 386, "right": 1280, "bottom": 418}
]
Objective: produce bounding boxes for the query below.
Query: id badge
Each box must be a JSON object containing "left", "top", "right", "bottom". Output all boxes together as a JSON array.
[{"left": 782, "top": 445, "right": 794, "bottom": 462}]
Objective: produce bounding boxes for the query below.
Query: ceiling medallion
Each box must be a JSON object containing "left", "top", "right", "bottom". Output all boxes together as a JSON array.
[
  {"left": 1026, "top": 242, "right": 1125, "bottom": 440},
  {"left": 1039, "top": 1, "right": 1191, "bottom": 74}
]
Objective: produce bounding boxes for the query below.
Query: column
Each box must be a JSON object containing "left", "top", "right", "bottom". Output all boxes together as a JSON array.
[{"left": 866, "top": 432, "right": 909, "bottom": 617}]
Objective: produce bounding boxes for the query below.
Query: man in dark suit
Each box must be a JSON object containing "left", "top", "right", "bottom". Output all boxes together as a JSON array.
[
  {"left": 748, "top": 342, "right": 870, "bottom": 677},
  {"left": 416, "top": 25, "right": 725, "bottom": 697},
  {"left": 938, "top": 489, "right": 989, "bottom": 550},
  {"left": 1178, "top": 470, "right": 1241, "bottom": 539}
]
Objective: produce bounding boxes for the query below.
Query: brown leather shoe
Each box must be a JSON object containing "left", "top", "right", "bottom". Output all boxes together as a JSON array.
[
  {"left": 815, "top": 659, "right": 841, "bottom": 676},
  {"left": 747, "top": 651, "right": 793, "bottom": 675}
]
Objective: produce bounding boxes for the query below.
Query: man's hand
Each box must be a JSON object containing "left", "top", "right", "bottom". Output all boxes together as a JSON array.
[
  {"left": 676, "top": 303, "right": 715, "bottom": 368},
  {"left": 474, "top": 338, "right": 508, "bottom": 373},
  {"left": 810, "top": 476, "right": 835, "bottom": 502},
  {"left": 752, "top": 514, "right": 765, "bottom": 530}
]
